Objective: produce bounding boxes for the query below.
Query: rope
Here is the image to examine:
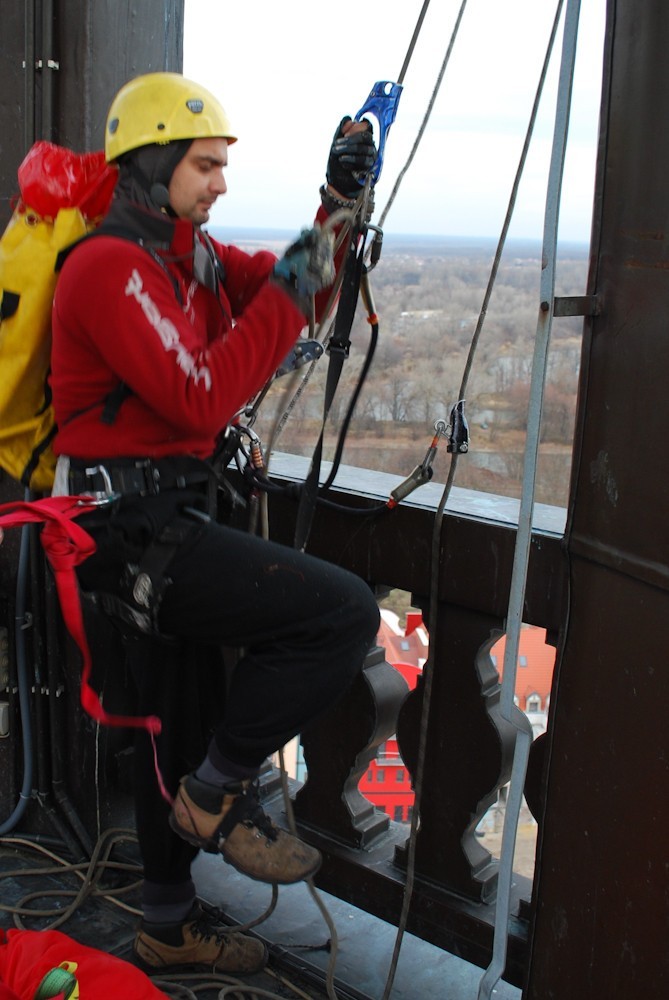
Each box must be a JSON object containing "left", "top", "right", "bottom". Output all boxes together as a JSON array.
[
  {"left": 258, "top": 0, "right": 443, "bottom": 495},
  {"left": 0, "top": 830, "right": 142, "bottom": 930},
  {"left": 377, "top": 0, "right": 469, "bottom": 234},
  {"left": 397, "top": 1, "right": 432, "bottom": 85},
  {"left": 0, "top": 513, "right": 33, "bottom": 836},
  {"left": 249, "top": 0, "right": 560, "bottom": 991},
  {"left": 278, "top": 748, "right": 341, "bottom": 1000},
  {"left": 244, "top": 458, "right": 344, "bottom": 998},
  {"left": 259, "top": 0, "right": 436, "bottom": 473},
  {"left": 459, "top": 0, "right": 566, "bottom": 403},
  {"left": 478, "top": 0, "right": 581, "bottom": 995},
  {"left": 378, "top": 1, "right": 570, "bottom": 996},
  {"left": 0, "top": 834, "right": 307, "bottom": 1000},
  {"left": 261, "top": 209, "right": 356, "bottom": 466}
]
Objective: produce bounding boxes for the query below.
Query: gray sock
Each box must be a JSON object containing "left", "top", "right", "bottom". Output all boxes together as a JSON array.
[
  {"left": 195, "top": 739, "right": 260, "bottom": 789},
  {"left": 142, "top": 878, "right": 196, "bottom": 925},
  {"left": 194, "top": 756, "right": 239, "bottom": 788}
]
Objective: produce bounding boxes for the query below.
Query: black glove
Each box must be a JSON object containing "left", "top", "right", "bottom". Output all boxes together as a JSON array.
[
  {"left": 326, "top": 116, "right": 377, "bottom": 198},
  {"left": 272, "top": 224, "right": 336, "bottom": 312}
]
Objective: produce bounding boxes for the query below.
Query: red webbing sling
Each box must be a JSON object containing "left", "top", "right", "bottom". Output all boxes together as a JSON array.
[{"left": 0, "top": 495, "right": 172, "bottom": 803}]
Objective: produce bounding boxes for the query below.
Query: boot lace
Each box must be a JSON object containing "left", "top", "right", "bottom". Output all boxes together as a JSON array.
[
  {"left": 190, "top": 901, "right": 234, "bottom": 944},
  {"left": 238, "top": 782, "right": 279, "bottom": 842}
]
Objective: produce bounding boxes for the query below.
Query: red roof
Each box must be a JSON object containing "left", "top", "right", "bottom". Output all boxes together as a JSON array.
[
  {"left": 377, "top": 613, "right": 554, "bottom": 710},
  {"left": 491, "top": 626, "right": 555, "bottom": 709}
]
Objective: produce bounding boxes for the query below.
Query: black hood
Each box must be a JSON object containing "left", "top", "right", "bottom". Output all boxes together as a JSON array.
[{"left": 113, "top": 139, "right": 192, "bottom": 216}]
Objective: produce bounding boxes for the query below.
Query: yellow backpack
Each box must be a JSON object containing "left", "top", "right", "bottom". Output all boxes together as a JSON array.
[{"left": 0, "top": 142, "right": 116, "bottom": 492}]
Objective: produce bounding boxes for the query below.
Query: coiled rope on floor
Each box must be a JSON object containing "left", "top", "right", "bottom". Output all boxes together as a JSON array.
[
  {"left": 0, "top": 830, "right": 143, "bottom": 930},
  {"left": 0, "top": 833, "right": 321, "bottom": 1000}
]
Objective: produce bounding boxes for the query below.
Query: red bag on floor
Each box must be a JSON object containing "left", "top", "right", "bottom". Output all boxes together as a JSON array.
[
  {"left": 0, "top": 982, "right": 22, "bottom": 1000},
  {"left": 0, "top": 928, "right": 167, "bottom": 999}
]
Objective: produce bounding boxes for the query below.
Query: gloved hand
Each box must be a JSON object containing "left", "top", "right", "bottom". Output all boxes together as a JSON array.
[
  {"left": 326, "top": 116, "right": 376, "bottom": 198},
  {"left": 272, "top": 224, "right": 336, "bottom": 305}
]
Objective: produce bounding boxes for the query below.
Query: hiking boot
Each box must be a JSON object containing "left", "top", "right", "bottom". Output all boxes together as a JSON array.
[
  {"left": 133, "top": 900, "right": 267, "bottom": 974},
  {"left": 169, "top": 774, "right": 322, "bottom": 885}
]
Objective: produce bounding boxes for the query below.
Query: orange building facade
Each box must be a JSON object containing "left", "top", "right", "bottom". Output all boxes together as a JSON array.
[{"left": 361, "top": 612, "right": 556, "bottom": 822}]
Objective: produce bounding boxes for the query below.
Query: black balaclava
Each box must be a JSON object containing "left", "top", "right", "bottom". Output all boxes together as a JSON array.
[
  {"left": 115, "top": 139, "right": 193, "bottom": 215},
  {"left": 109, "top": 139, "right": 221, "bottom": 294}
]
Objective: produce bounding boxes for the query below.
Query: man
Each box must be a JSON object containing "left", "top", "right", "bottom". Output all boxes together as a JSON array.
[{"left": 50, "top": 73, "right": 380, "bottom": 975}]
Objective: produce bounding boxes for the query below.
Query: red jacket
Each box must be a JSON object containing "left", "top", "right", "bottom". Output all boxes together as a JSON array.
[{"left": 51, "top": 209, "right": 328, "bottom": 461}]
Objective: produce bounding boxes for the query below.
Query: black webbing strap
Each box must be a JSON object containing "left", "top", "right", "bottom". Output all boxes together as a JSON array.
[
  {"left": 293, "top": 227, "right": 367, "bottom": 551},
  {"left": 99, "top": 508, "right": 206, "bottom": 639}
]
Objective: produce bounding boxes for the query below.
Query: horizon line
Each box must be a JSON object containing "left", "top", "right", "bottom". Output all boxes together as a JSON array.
[{"left": 207, "top": 225, "right": 590, "bottom": 247}]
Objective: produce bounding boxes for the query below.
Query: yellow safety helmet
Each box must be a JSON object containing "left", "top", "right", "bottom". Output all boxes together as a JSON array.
[{"left": 105, "top": 72, "right": 237, "bottom": 163}]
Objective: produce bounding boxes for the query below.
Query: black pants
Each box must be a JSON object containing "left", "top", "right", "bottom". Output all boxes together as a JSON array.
[{"left": 77, "top": 490, "right": 380, "bottom": 884}]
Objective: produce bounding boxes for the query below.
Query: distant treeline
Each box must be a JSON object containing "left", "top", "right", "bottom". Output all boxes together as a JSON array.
[
  {"left": 210, "top": 226, "right": 590, "bottom": 262},
  {"left": 212, "top": 228, "right": 589, "bottom": 509}
]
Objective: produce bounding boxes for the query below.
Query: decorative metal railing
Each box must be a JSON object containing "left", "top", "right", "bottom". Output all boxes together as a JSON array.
[{"left": 256, "top": 457, "right": 566, "bottom": 986}]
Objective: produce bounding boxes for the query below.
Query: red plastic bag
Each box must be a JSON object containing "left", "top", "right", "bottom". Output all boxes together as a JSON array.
[
  {"left": 17, "top": 141, "right": 117, "bottom": 221},
  {"left": 0, "top": 982, "right": 22, "bottom": 1000},
  {"left": 0, "top": 928, "right": 167, "bottom": 999}
]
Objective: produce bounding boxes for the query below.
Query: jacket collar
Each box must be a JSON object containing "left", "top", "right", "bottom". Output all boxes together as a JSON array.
[
  {"left": 101, "top": 198, "right": 195, "bottom": 263},
  {"left": 99, "top": 198, "right": 224, "bottom": 293}
]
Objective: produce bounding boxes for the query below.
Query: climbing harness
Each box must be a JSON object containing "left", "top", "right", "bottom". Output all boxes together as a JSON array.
[
  {"left": 0, "top": 495, "right": 161, "bottom": 733},
  {"left": 0, "top": 494, "right": 180, "bottom": 817}
]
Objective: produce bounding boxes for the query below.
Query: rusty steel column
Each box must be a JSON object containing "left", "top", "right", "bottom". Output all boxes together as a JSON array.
[
  {"left": 0, "top": 0, "right": 184, "bottom": 228},
  {"left": 526, "top": 1, "right": 669, "bottom": 996}
]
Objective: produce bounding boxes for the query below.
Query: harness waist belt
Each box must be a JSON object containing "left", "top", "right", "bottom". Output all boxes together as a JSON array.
[{"left": 67, "top": 457, "right": 212, "bottom": 498}]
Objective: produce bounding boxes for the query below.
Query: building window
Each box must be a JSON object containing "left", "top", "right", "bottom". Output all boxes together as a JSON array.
[
  {"left": 376, "top": 769, "right": 385, "bottom": 782},
  {"left": 394, "top": 805, "right": 404, "bottom": 822},
  {"left": 367, "top": 770, "right": 373, "bottom": 782},
  {"left": 526, "top": 694, "right": 542, "bottom": 712},
  {"left": 519, "top": 655, "right": 528, "bottom": 667},
  {"left": 396, "top": 769, "right": 404, "bottom": 784}
]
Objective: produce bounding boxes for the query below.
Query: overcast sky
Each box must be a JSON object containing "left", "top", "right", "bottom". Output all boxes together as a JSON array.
[{"left": 183, "top": 0, "right": 606, "bottom": 243}]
